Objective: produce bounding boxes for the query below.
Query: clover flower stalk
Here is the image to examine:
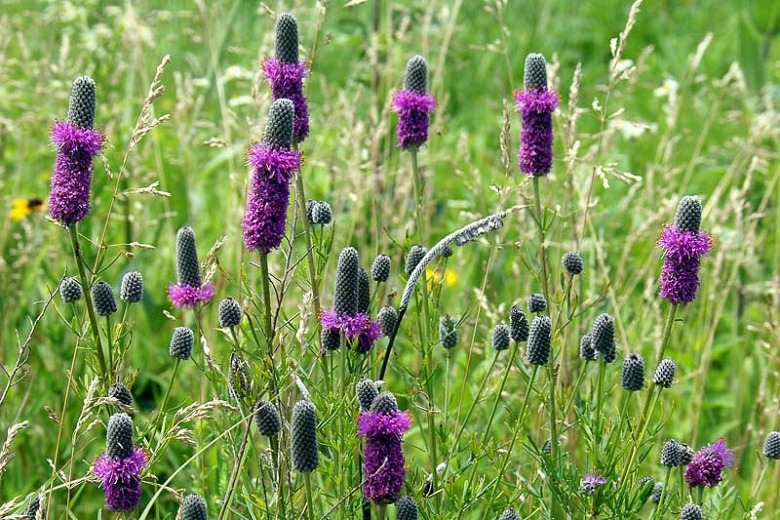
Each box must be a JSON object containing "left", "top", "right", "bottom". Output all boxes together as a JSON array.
[
  {"left": 51, "top": 76, "right": 109, "bottom": 384},
  {"left": 262, "top": 12, "right": 322, "bottom": 332},
  {"left": 93, "top": 413, "right": 147, "bottom": 512},
  {"left": 243, "top": 98, "right": 300, "bottom": 352}
]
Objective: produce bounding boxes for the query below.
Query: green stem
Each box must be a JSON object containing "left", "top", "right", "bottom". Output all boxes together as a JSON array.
[
  {"left": 270, "top": 434, "right": 287, "bottom": 519},
  {"left": 150, "top": 358, "right": 180, "bottom": 434},
  {"left": 651, "top": 466, "right": 673, "bottom": 520},
  {"left": 595, "top": 359, "right": 606, "bottom": 447},
  {"left": 303, "top": 471, "right": 315, "bottom": 520},
  {"left": 486, "top": 365, "right": 539, "bottom": 509},
  {"left": 105, "top": 316, "right": 114, "bottom": 380},
  {"left": 546, "top": 364, "right": 559, "bottom": 498},
  {"left": 532, "top": 176, "right": 550, "bottom": 305},
  {"left": 294, "top": 171, "right": 322, "bottom": 342},
  {"left": 654, "top": 304, "right": 678, "bottom": 367},
  {"left": 68, "top": 223, "right": 108, "bottom": 382},
  {"left": 218, "top": 413, "right": 253, "bottom": 520},
  {"left": 259, "top": 252, "right": 274, "bottom": 352}
]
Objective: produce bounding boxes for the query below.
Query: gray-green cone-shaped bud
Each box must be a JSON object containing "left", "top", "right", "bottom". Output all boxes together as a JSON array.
[
  {"left": 333, "top": 247, "right": 359, "bottom": 316},
  {"left": 492, "top": 323, "right": 511, "bottom": 351},
  {"left": 371, "top": 254, "right": 391, "bottom": 282},
  {"left": 377, "top": 304, "right": 399, "bottom": 337},
  {"left": 562, "top": 251, "right": 583, "bottom": 275},
  {"left": 322, "top": 328, "right": 341, "bottom": 351},
  {"left": 254, "top": 400, "right": 281, "bottom": 437},
  {"left": 67, "top": 75, "right": 96, "bottom": 129},
  {"left": 439, "top": 314, "right": 458, "bottom": 349},
  {"left": 524, "top": 53, "right": 547, "bottom": 91},
  {"left": 356, "top": 379, "right": 380, "bottom": 413},
  {"left": 92, "top": 281, "right": 117, "bottom": 317},
  {"left": 499, "top": 508, "right": 520, "bottom": 520},
  {"left": 526, "top": 315, "right": 552, "bottom": 365},
  {"left": 312, "top": 201, "right": 332, "bottom": 225},
  {"left": 621, "top": 353, "right": 644, "bottom": 391},
  {"left": 591, "top": 313, "right": 616, "bottom": 363},
  {"left": 176, "top": 227, "right": 202, "bottom": 288},
  {"left": 178, "top": 494, "right": 207, "bottom": 520},
  {"left": 661, "top": 439, "right": 682, "bottom": 467},
  {"left": 579, "top": 334, "right": 597, "bottom": 361},
  {"left": 527, "top": 293, "right": 547, "bottom": 313},
  {"left": 370, "top": 391, "right": 399, "bottom": 415},
  {"left": 653, "top": 358, "right": 676, "bottom": 388},
  {"left": 291, "top": 400, "right": 319, "bottom": 472},
  {"left": 263, "top": 98, "right": 295, "bottom": 149},
  {"left": 120, "top": 271, "right": 144, "bottom": 303},
  {"left": 170, "top": 326, "right": 195, "bottom": 360},
  {"left": 509, "top": 305, "right": 529, "bottom": 342},
  {"left": 106, "top": 412, "right": 134, "bottom": 459},
  {"left": 405, "top": 245, "right": 426, "bottom": 275},
  {"left": 60, "top": 276, "right": 83, "bottom": 303},
  {"left": 357, "top": 268, "right": 370, "bottom": 314},
  {"left": 651, "top": 482, "right": 665, "bottom": 503},
  {"left": 218, "top": 297, "right": 242, "bottom": 328},
  {"left": 674, "top": 195, "right": 702, "bottom": 233},
  {"left": 275, "top": 12, "right": 299, "bottom": 64},
  {"left": 764, "top": 431, "right": 780, "bottom": 459},
  {"left": 108, "top": 383, "right": 133, "bottom": 407},
  {"left": 395, "top": 495, "right": 418, "bottom": 520},
  {"left": 680, "top": 503, "right": 703, "bottom": 520},
  {"left": 403, "top": 55, "right": 428, "bottom": 93}
]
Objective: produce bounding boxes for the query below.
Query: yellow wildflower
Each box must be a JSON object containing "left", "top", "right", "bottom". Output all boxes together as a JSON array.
[
  {"left": 426, "top": 267, "right": 458, "bottom": 289},
  {"left": 9, "top": 197, "right": 44, "bottom": 222}
]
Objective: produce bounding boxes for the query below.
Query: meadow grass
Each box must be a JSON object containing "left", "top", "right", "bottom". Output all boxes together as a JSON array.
[{"left": 1, "top": 0, "right": 779, "bottom": 518}]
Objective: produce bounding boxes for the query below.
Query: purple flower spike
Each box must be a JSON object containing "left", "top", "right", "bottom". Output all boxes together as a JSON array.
[
  {"left": 581, "top": 471, "right": 607, "bottom": 495},
  {"left": 242, "top": 142, "right": 301, "bottom": 253},
  {"left": 515, "top": 89, "right": 558, "bottom": 176},
  {"left": 319, "top": 309, "right": 381, "bottom": 353},
  {"left": 168, "top": 282, "right": 215, "bottom": 309},
  {"left": 262, "top": 58, "right": 310, "bottom": 143},
  {"left": 93, "top": 447, "right": 147, "bottom": 511},
  {"left": 657, "top": 226, "right": 712, "bottom": 305},
  {"left": 392, "top": 90, "right": 435, "bottom": 150},
  {"left": 685, "top": 439, "right": 733, "bottom": 489},
  {"left": 49, "top": 121, "right": 104, "bottom": 224},
  {"left": 358, "top": 407, "right": 412, "bottom": 504}
]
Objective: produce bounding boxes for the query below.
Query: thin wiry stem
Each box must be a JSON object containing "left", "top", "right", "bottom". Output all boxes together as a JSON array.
[{"left": 218, "top": 412, "right": 253, "bottom": 520}]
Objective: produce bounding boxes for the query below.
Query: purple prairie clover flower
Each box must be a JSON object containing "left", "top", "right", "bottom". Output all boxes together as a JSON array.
[
  {"left": 515, "top": 53, "right": 559, "bottom": 176},
  {"left": 49, "top": 120, "right": 104, "bottom": 225},
  {"left": 657, "top": 225, "right": 712, "bottom": 304},
  {"left": 320, "top": 309, "right": 381, "bottom": 353},
  {"left": 168, "top": 227, "right": 215, "bottom": 309},
  {"left": 581, "top": 471, "right": 607, "bottom": 495},
  {"left": 262, "top": 13, "right": 309, "bottom": 144},
  {"left": 242, "top": 99, "right": 301, "bottom": 254},
  {"left": 94, "top": 448, "right": 148, "bottom": 511},
  {"left": 358, "top": 393, "right": 412, "bottom": 504},
  {"left": 685, "top": 438, "right": 734, "bottom": 489},
  {"left": 392, "top": 56, "right": 435, "bottom": 150}
]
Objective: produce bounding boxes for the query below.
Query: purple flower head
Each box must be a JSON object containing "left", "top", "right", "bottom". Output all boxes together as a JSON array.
[
  {"left": 320, "top": 309, "right": 381, "bottom": 353},
  {"left": 657, "top": 225, "right": 712, "bottom": 305},
  {"left": 392, "top": 90, "right": 435, "bottom": 150},
  {"left": 93, "top": 448, "right": 147, "bottom": 511},
  {"left": 243, "top": 99, "right": 301, "bottom": 254},
  {"left": 262, "top": 58, "right": 309, "bottom": 143},
  {"left": 685, "top": 439, "right": 733, "bottom": 489},
  {"left": 515, "top": 89, "right": 558, "bottom": 177},
  {"left": 358, "top": 409, "right": 412, "bottom": 504},
  {"left": 167, "top": 282, "right": 215, "bottom": 309},
  {"left": 49, "top": 120, "right": 104, "bottom": 225},
  {"left": 581, "top": 471, "right": 607, "bottom": 495}
]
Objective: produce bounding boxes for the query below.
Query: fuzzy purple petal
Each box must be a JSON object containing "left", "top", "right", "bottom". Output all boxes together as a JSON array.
[
  {"left": 392, "top": 89, "right": 436, "bottom": 150},
  {"left": 657, "top": 226, "right": 712, "bottom": 304},
  {"left": 515, "top": 89, "right": 558, "bottom": 176},
  {"left": 93, "top": 448, "right": 147, "bottom": 511},
  {"left": 319, "top": 310, "right": 381, "bottom": 352},
  {"left": 243, "top": 144, "right": 301, "bottom": 253},
  {"left": 358, "top": 411, "right": 411, "bottom": 504},
  {"left": 262, "top": 58, "right": 310, "bottom": 142},
  {"left": 168, "top": 282, "right": 215, "bottom": 309},
  {"left": 356, "top": 319, "right": 382, "bottom": 353},
  {"left": 49, "top": 120, "right": 104, "bottom": 224}
]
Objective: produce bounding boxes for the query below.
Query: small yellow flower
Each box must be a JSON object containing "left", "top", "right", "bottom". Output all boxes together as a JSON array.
[
  {"left": 426, "top": 267, "right": 458, "bottom": 289},
  {"left": 9, "top": 197, "right": 44, "bottom": 222}
]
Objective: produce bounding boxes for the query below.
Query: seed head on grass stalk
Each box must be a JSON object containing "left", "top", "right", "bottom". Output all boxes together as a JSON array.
[{"left": 49, "top": 76, "right": 103, "bottom": 225}]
